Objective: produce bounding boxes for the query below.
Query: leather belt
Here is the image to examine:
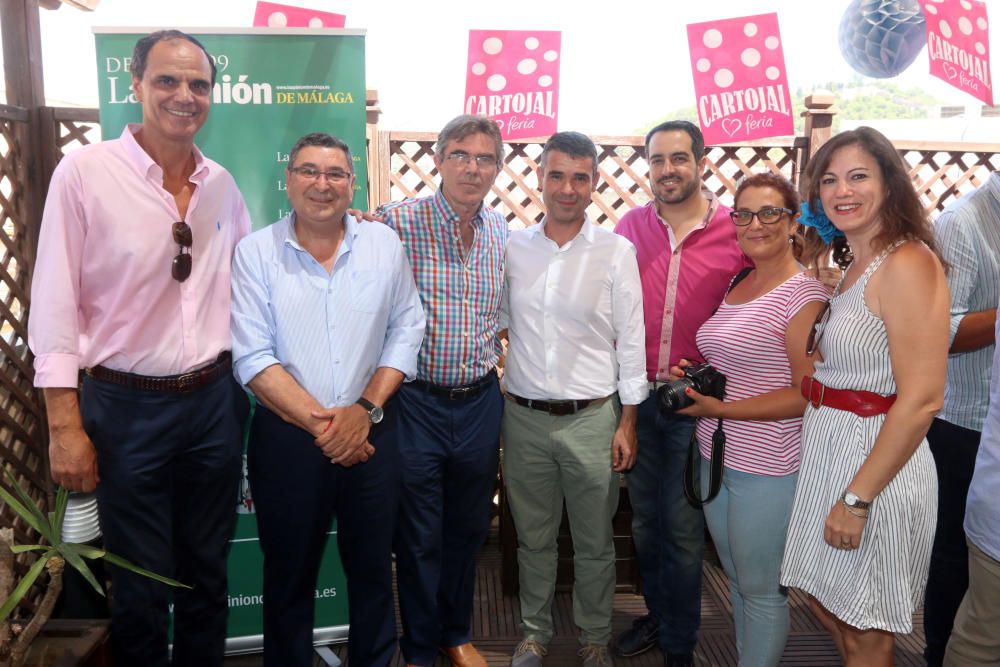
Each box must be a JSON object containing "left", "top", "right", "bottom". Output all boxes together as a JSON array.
[
  {"left": 84, "top": 352, "right": 232, "bottom": 394},
  {"left": 801, "top": 376, "right": 896, "bottom": 417},
  {"left": 410, "top": 369, "right": 496, "bottom": 401},
  {"left": 507, "top": 393, "right": 612, "bottom": 416}
]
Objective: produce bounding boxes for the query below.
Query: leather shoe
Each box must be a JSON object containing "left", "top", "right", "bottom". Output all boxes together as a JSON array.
[
  {"left": 613, "top": 613, "right": 659, "bottom": 657},
  {"left": 442, "top": 643, "right": 488, "bottom": 667},
  {"left": 665, "top": 652, "right": 694, "bottom": 667}
]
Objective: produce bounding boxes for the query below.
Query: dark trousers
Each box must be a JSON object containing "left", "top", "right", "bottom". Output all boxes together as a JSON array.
[
  {"left": 626, "top": 395, "right": 703, "bottom": 655},
  {"left": 248, "top": 402, "right": 399, "bottom": 667},
  {"left": 393, "top": 378, "right": 503, "bottom": 665},
  {"left": 81, "top": 372, "right": 247, "bottom": 667},
  {"left": 925, "top": 417, "right": 982, "bottom": 667}
]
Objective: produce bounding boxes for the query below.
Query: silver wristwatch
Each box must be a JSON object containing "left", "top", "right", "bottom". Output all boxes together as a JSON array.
[
  {"left": 356, "top": 397, "right": 384, "bottom": 425},
  {"left": 841, "top": 490, "right": 871, "bottom": 511}
]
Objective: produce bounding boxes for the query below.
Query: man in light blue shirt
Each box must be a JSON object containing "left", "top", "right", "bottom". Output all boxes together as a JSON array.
[
  {"left": 926, "top": 171, "right": 1000, "bottom": 667},
  {"left": 944, "top": 293, "right": 1000, "bottom": 666},
  {"left": 231, "top": 132, "right": 425, "bottom": 667}
]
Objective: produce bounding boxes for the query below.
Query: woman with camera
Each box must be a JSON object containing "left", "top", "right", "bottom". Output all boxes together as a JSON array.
[
  {"left": 779, "top": 127, "right": 948, "bottom": 667},
  {"left": 669, "top": 172, "right": 828, "bottom": 666}
]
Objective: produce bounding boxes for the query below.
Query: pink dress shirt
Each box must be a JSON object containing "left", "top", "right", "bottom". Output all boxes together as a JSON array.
[
  {"left": 614, "top": 196, "right": 749, "bottom": 382},
  {"left": 29, "top": 125, "right": 251, "bottom": 387}
]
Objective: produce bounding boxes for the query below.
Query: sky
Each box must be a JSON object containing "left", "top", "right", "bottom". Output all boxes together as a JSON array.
[{"left": 3, "top": 0, "right": 998, "bottom": 135}]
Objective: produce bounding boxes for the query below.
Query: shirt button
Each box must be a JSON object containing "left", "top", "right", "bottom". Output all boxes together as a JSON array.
[{"left": 334, "top": 359, "right": 340, "bottom": 365}]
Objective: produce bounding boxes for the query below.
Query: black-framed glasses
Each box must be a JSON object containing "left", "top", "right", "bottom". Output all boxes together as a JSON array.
[
  {"left": 729, "top": 207, "right": 794, "bottom": 226},
  {"left": 806, "top": 300, "right": 831, "bottom": 357},
  {"left": 288, "top": 166, "right": 352, "bottom": 183},
  {"left": 444, "top": 152, "right": 498, "bottom": 169},
  {"left": 172, "top": 221, "right": 192, "bottom": 283}
]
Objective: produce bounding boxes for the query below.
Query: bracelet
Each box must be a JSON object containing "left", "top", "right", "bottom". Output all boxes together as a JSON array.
[{"left": 843, "top": 502, "right": 869, "bottom": 519}]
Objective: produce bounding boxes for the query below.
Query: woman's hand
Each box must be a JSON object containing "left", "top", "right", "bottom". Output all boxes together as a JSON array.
[
  {"left": 668, "top": 358, "right": 693, "bottom": 381},
  {"left": 823, "top": 500, "right": 867, "bottom": 551},
  {"left": 676, "top": 387, "right": 725, "bottom": 418}
]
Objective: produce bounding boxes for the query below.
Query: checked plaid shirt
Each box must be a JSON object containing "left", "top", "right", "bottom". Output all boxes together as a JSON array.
[{"left": 379, "top": 190, "right": 507, "bottom": 386}]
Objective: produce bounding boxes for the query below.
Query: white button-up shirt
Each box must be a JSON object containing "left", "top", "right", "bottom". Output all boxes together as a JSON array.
[{"left": 501, "top": 216, "right": 648, "bottom": 405}]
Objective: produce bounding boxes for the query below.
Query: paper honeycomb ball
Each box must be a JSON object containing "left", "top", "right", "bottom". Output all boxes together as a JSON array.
[{"left": 839, "top": 0, "right": 927, "bottom": 78}]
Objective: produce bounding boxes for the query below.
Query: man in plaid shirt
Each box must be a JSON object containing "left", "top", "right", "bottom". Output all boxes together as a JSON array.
[{"left": 378, "top": 115, "right": 507, "bottom": 667}]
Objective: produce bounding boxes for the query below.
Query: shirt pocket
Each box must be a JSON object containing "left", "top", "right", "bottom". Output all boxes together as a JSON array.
[{"left": 349, "top": 269, "right": 388, "bottom": 314}]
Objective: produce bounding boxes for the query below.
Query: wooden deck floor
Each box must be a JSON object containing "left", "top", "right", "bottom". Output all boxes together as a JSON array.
[{"left": 224, "top": 529, "right": 928, "bottom": 667}]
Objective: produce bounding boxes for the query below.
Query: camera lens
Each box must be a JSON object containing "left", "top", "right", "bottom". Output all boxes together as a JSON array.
[{"left": 657, "top": 378, "right": 694, "bottom": 412}]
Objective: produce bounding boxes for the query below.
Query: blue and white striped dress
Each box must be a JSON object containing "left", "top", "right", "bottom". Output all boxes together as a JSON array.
[{"left": 780, "top": 241, "right": 938, "bottom": 633}]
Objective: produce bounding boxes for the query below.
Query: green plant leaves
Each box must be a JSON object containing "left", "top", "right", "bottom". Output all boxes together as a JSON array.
[{"left": 0, "top": 548, "right": 56, "bottom": 622}]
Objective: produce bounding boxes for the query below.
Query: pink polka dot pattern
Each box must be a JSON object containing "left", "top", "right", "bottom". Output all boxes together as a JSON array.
[
  {"left": 252, "top": 1, "right": 346, "bottom": 28},
  {"left": 464, "top": 30, "right": 562, "bottom": 141},
  {"left": 686, "top": 12, "right": 794, "bottom": 145},
  {"left": 922, "top": 0, "right": 993, "bottom": 105}
]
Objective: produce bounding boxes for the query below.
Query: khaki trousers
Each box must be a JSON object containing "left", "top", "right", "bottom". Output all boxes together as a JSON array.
[
  {"left": 944, "top": 540, "right": 1000, "bottom": 666},
  {"left": 502, "top": 396, "right": 621, "bottom": 646}
]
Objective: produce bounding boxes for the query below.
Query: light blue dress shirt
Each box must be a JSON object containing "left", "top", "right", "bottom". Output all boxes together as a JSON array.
[
  {"left": 934, "top": 172, "right": 1000, "bottom": 431},
  {"left": 231, "top": 213, "right": 425, "bottom": 407}
]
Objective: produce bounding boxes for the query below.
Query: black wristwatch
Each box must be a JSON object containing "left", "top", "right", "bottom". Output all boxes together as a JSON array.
[{"left": 356, "top": 397, "right": 384, "bottom": 425}]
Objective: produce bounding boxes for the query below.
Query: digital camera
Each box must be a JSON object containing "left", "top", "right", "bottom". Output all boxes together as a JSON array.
[{"left": 657, "top": 363, "right": 727, "bottom": 413}]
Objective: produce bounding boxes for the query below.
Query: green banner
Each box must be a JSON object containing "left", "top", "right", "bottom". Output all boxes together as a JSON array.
[
  {"left": 95, "top": 28, "right": 368, "bottom": 231},
  {"left": 94, "top": 27, "right": 366, "bottom": 650}
]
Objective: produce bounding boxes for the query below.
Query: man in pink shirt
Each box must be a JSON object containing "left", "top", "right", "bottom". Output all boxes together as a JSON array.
[
  {"left": 28, "top": 30, "right": 250, "bottom": 667},
  {"left": 612, "top": 121, "right": 747, "bottom": 667}
]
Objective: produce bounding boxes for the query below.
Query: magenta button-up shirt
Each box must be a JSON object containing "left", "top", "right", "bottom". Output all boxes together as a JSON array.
[
  {"left": 614, "top": 197, "right": 748, "bottom": 382},
  {"left": 29, "top": 125, "right": 251, "bottom": 387}
]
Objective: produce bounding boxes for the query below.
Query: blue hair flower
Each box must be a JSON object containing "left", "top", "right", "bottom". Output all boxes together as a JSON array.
[{"left": 799, "top": 201, "right": 845, "bottom": 244}]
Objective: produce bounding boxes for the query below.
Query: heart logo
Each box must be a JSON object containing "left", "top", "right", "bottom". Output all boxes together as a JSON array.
[
  {"left": 943, "top": 63, "right": 958, "bottom": 80},
  {"left": 721, "top": 117, "right": 742, "bottom": 137}
]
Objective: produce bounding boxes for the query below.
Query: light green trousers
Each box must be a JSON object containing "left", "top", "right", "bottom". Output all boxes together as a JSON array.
[{"left": 502, "top": 396, "right": 621, "bottom": 646}]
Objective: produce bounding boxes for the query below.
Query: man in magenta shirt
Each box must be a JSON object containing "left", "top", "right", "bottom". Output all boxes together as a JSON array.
[
  {"left": 28, "top": 31, "right": 250, "bottom": 667},
  {"left": 612, "top": 121, "right": 747, "bottom": 667}
]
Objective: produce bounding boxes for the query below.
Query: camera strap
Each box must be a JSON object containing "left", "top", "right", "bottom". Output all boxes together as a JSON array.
[{"left": 682, "top": 265, "right": 752, "bottom": 508}]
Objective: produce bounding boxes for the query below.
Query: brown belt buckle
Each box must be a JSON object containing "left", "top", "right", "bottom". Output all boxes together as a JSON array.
[{"left": 176, "top": 370, "right": 201, "bottom": 393}]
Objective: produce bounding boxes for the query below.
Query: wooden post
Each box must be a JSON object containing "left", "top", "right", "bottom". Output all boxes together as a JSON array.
[
  {"left": 1, "top": 0, "right": 47, "bottom": 274},
  {"left": 802, "top": 90, "right": 836, "bottom": 159},
  {"left": 365, "top": 88, "right": 383, "bottom": 211}
]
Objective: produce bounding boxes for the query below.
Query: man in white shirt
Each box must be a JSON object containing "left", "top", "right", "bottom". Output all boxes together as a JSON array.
[{"left": 502, "top": 131, "right": 648, "bottom": 667}]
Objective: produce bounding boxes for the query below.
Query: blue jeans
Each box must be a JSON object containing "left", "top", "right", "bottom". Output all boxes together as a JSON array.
[
  {"left": 625, "top": 396, "right": 702, "bottom": 654},
  {"left": 701, "top": 459, "right": 797, "bottom": 667}
]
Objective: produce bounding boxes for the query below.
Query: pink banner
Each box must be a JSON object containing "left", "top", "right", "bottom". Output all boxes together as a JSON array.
[
  {"left": 687, "top": 13, "right": 794, "bottom": 145},
  {"left": 465, "top": 30, "right": 560, "bottom": 141},
  {"left": 253, "top": 1, "right": 346, "bottom": 28},
  {"left": 922, "top": 0, "right": 993, "bottom": 105}
]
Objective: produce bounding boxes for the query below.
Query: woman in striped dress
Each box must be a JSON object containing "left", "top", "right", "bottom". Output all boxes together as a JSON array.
[
  {"left": 671, "top": 172, "right": 828, "bottom": 666},
  {"left": 780, "top": 127, "right": 949, "bottom": 666}
]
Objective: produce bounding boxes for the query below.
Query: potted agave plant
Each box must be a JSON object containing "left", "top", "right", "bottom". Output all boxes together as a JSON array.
[{"left": 0, "top": 471, "right": 188, "bottom": 667}]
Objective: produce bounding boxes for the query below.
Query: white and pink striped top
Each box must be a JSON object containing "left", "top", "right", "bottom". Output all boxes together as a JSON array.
[{"left": 695, "top": 272, "right": 829, "bottom": 476}]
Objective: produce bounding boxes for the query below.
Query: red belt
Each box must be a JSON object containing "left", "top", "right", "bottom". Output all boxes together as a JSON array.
[{"left": 801, "top": 376, "right": 896, "bottom": 417}]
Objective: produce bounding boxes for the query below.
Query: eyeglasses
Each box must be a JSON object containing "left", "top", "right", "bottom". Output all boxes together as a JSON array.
[
  {"left": 172, "top": 221, "right": 192, "bottom": 283},
  {"left": 444, "top": 152, "right": 498, "bottom": 169},
  {"left": 288, "top": 166, "right": 352, "bottom": 183},
  {"left": 729, "top": 207, "right": 794, "bottom": 226},
  {"left": 805, "top": 300, "right": 831, "bottom": 357}
]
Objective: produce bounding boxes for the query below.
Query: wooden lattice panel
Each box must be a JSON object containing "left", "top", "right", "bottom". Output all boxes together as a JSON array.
[
  {"left": 386, "top": 132, "right": 804, "bottom": 230},
  {"left": 0, "top": 105, "right": 48, "bottom": 620},
  {"left": 895, "top": 141, "right": 1000, "bottom": 214},
  {"left": 54, "top": 108, "right": 101, "bottom": 157}
]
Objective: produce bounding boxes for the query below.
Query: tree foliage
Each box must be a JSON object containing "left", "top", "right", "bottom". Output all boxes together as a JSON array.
[{"left": 639, "top": 80, "right": 943, "bottom": 136}]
